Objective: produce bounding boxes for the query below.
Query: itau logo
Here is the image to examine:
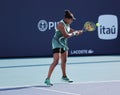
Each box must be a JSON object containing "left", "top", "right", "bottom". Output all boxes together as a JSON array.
[{"left": 98, "top": 15, "right": 118, "bottom": 40}]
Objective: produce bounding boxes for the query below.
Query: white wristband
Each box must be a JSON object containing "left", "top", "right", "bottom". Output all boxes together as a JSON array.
[{"left": 73, "top": 31, "right": 78, "bottom": 36}]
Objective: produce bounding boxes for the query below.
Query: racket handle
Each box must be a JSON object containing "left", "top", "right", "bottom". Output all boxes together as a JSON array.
[{"left": 82, "top": 28, "right": 86, "bottom": 32}]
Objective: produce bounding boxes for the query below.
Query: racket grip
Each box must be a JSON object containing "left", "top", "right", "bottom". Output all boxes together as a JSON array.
[{"left": 82, "top": 28, "right": 86, "bottom": 32}]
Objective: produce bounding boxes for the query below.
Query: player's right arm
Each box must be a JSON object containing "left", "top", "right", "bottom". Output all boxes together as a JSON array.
[
  {"left": 57, "top": 22, "right": 72, "bottom": 38},
  {"left": 57, "top": 22, "right": 82, "bottom": 38}
]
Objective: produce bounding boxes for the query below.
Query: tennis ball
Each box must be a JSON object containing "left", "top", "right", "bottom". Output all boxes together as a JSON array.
[{"left": 96, "top": 23, "right": 100, "bottom": 27}]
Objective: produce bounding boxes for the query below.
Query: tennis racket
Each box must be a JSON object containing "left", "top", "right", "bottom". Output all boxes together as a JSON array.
[{"left": 82, "top": 21, "right": 96, "bottom": 32}]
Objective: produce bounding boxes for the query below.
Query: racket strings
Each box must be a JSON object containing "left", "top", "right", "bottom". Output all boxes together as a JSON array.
[{"left": 84, "top": 22, "right": 96, "bottom": 32}]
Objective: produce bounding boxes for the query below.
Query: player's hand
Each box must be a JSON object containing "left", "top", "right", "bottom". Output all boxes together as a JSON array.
[
  {"left": 72, "top": 30, "right": 83, "bottom": 36},
  {"left": 77, "top": 30, "right": 83, "bottom": 35}
]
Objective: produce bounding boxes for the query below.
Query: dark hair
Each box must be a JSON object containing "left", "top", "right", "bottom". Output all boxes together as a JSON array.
[{"left": 64, "top": 10, "right": 76, "bottom": 20}]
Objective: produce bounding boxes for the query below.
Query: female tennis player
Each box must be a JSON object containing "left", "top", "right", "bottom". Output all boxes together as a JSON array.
[{"left": 45, "top": 10, "right": 83, "bottom": 86}]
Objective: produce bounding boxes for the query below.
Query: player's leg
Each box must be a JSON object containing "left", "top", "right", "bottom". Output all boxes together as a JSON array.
[
  {"left": 47, "top": 53, "right": 60, "bottom": 79},
  {"left": 61, "top": 49, "right": 73, "bottom": 82},
  {"left": 61, "top": 50, "right": 68, "bottom": 77},
  {"left": 45, "top": 49, "right": 60, "bottom": 86}
]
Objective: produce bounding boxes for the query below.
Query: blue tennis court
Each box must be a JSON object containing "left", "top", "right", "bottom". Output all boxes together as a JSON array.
[{"left": 0, "top": 56, "right": 120, "bottom": 95}]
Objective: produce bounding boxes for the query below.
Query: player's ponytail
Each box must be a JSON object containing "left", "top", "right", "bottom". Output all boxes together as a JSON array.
[
  {"left": 64, "top": 10, "right": 76, "bottom": 20},
  {"left": 65, "top": 10, "right": 71, "bottom": 16}
]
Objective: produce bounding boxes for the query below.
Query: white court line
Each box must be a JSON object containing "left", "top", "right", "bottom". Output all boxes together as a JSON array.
[
  {"left": 37, "top": 88, "right": 81, "bottom": 95},
  {"left": 1, "top": 80, "right": 120, "bottom": 89},
  {"left": 38, "top": 80, "right": 120, "bottom": 95},
  {"left": 70, "top": 80, "right": 120, "bottom": 85}
]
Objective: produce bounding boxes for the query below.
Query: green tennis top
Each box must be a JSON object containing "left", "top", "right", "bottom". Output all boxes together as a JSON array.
[{"left": 52, "top": 20, "right": 71, "bottom": 51}]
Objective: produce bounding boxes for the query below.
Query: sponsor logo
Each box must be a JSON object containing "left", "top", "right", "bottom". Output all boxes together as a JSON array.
[
  {"left": 98, "top": 15, "right": 118, "bottom": 40},
  {"left": 70, "top": 49, "right": 94, "bottom": 55},
  {"left": 38, "top": 20, "right": 58, "bottom": 32}
]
